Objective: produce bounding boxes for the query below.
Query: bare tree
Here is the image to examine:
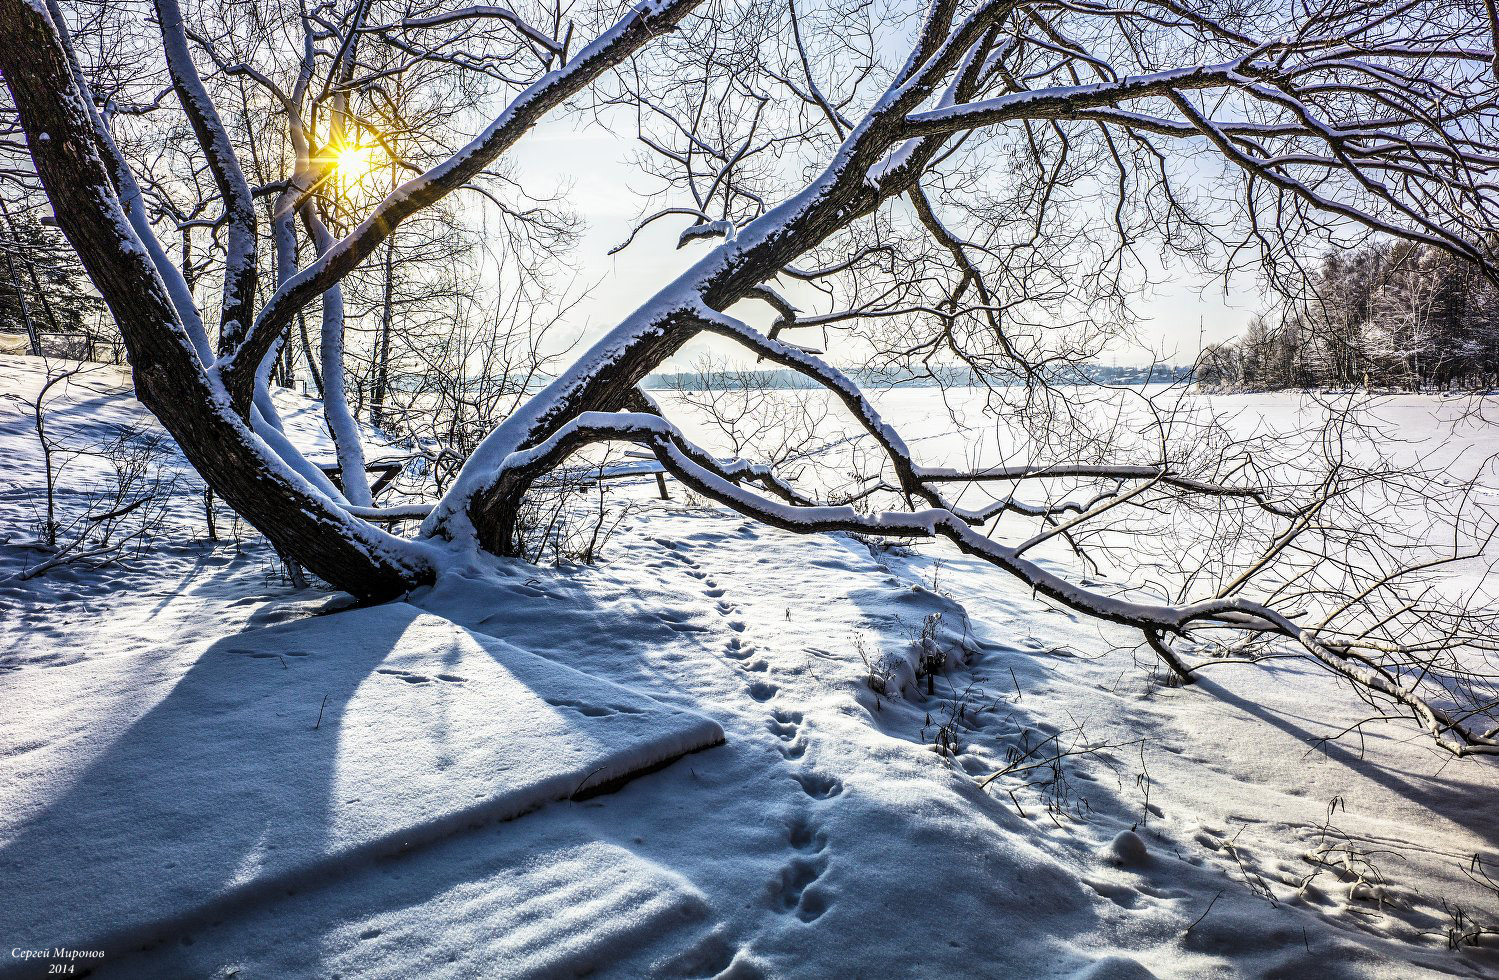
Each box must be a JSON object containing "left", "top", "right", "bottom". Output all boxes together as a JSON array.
[
  {"left": 657, "top": 355, "right": 840, "bottom": 481},
  {"left": 4, "top": 0, "right": 1499, "bottom": 755}
]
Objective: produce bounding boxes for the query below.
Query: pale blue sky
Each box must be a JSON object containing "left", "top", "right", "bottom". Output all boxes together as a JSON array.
[{"left": 510, "top": 119, "right": 1260, "bottom": 369}]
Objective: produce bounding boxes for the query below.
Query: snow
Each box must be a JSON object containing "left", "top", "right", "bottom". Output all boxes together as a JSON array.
[
  {"left": 4, "top": 356, "right": 1499, "bottom": 977},
  {"left": 0, "top": 602, "right": 721, "bottom": 968}
]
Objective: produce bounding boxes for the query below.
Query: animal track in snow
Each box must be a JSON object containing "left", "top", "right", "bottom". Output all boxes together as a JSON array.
[
  {"left": 769, "top": 709, "right": 801, "bottom": 733},
  {"left": 793, "top": 771, "right": 843, "bottom": 800},
  {"left": 786, "top": 814, "right": 825, "bottom": 853},
  {"left": 374, "top": 667, "right": 467, "bottom": 686},
  {"left": 747, "top": 680, "right": 778, "bottom": 702},
  {"left": 544, "top": 696, "right": 644, "bottom": 717},
  {"left": 768, "top": 709, "right": 808, "bottom": 760},
  {"left": 769, "top": 855, "right": 829, "bottom": 922},
  {"left": 794, "top": 888, "right": 830, "bottom": 923},
  {"left": 768, "top": 813, "right": 832, "bottom": 922},
  {"left": 375, "top": 667, "right": 431, "bottom": 684},
  {"left": 659, "top": 615, "right": 710, "bottom": 635},
  {"left": 681, "top": 541, "right": 838, "bottom": 927}
]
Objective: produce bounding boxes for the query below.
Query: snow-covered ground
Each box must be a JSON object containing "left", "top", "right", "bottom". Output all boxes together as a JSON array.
[{"left": 3, "top": 354, "right": 1499, "bottom": 978}]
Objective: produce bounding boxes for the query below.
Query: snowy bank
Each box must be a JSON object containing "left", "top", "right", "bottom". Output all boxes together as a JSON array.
[{"left": 3, "top": 357, "right": 1499, "bottom": 978}]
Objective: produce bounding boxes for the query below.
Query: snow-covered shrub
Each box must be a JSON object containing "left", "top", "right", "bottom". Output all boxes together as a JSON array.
[
  {"left": 4, "top": 359, "right": 177, "bottom": 580},
  {"left": 855, "top": 634, "right": 901, "bottom": 705}
]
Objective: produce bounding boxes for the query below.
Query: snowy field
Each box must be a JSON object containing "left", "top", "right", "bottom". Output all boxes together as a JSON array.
[{"left": 4, "top": 354, "right": 1499, "bottom": 978}]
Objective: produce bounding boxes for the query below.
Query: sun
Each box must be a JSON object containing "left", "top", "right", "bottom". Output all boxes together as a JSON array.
[{"left": 333, "top": 144, "right": 373, "bottom": 185}]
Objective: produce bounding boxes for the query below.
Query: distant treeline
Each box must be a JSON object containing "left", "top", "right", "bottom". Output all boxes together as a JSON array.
[
  {"left": 643, "top": 362, "right": 1192, "bottom": 390},
  {"left": 1197, "top": 242, "right": 1499, "bottom": 391}
]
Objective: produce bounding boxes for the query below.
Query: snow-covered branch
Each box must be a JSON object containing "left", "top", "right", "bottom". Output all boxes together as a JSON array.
[{"left": 225, "top": 0, "right": 705, "bottom": 406}]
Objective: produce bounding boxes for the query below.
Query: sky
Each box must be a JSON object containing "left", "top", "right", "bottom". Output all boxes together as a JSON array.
[{"left": 509, "top": 119, "right": 1262, "bottom": 371}]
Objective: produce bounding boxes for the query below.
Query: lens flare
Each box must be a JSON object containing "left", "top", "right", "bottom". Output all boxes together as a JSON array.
[{"left": 334, "top": 144, "right": 373, "bottom": 185}]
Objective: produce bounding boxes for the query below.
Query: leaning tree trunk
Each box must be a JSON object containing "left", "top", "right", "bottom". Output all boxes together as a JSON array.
[
  {"left": 0, "top": 0, "right": 705, "bottom": 597},
  {"left": 0, "top": 0, "right": 427, "bottom": 598},
  {"left": 445, "top": 13, "right": 971, "bottom": 553}
]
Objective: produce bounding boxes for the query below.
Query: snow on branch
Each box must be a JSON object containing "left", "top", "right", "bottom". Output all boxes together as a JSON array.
[
  {"left": 900, "top": 61, "right": 1255, "bottom": 138},
  {"left": 916, "top": 464, "right": 1299, "bottom": 518},
  {"left": 376, "top": 5, "right": 566, "bottom": 60},
  {"left": 469, "top": 397, "right": 1499, "bottom": 759},
  {"left": 152, "top": 0, "right": 259, "bottom": 354},
  {"left": 224, "top": 0, "right": 706, "bottom": 404}
]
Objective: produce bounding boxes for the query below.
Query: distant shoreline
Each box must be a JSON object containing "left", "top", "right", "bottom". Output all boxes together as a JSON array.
[{"left": 642, "top": 364, "right": 1194, "bottom": 390}]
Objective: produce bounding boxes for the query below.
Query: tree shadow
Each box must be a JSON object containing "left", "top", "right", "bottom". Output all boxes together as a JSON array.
[
  {"left": 0, "top": 595, "right": 727, "bottom": 979},
  {"left": 0, "top": 608, "right": 405, "bottom": 965},
  {"left": 1191, "top": 673, "right": 1499, "bottom": 852}
]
